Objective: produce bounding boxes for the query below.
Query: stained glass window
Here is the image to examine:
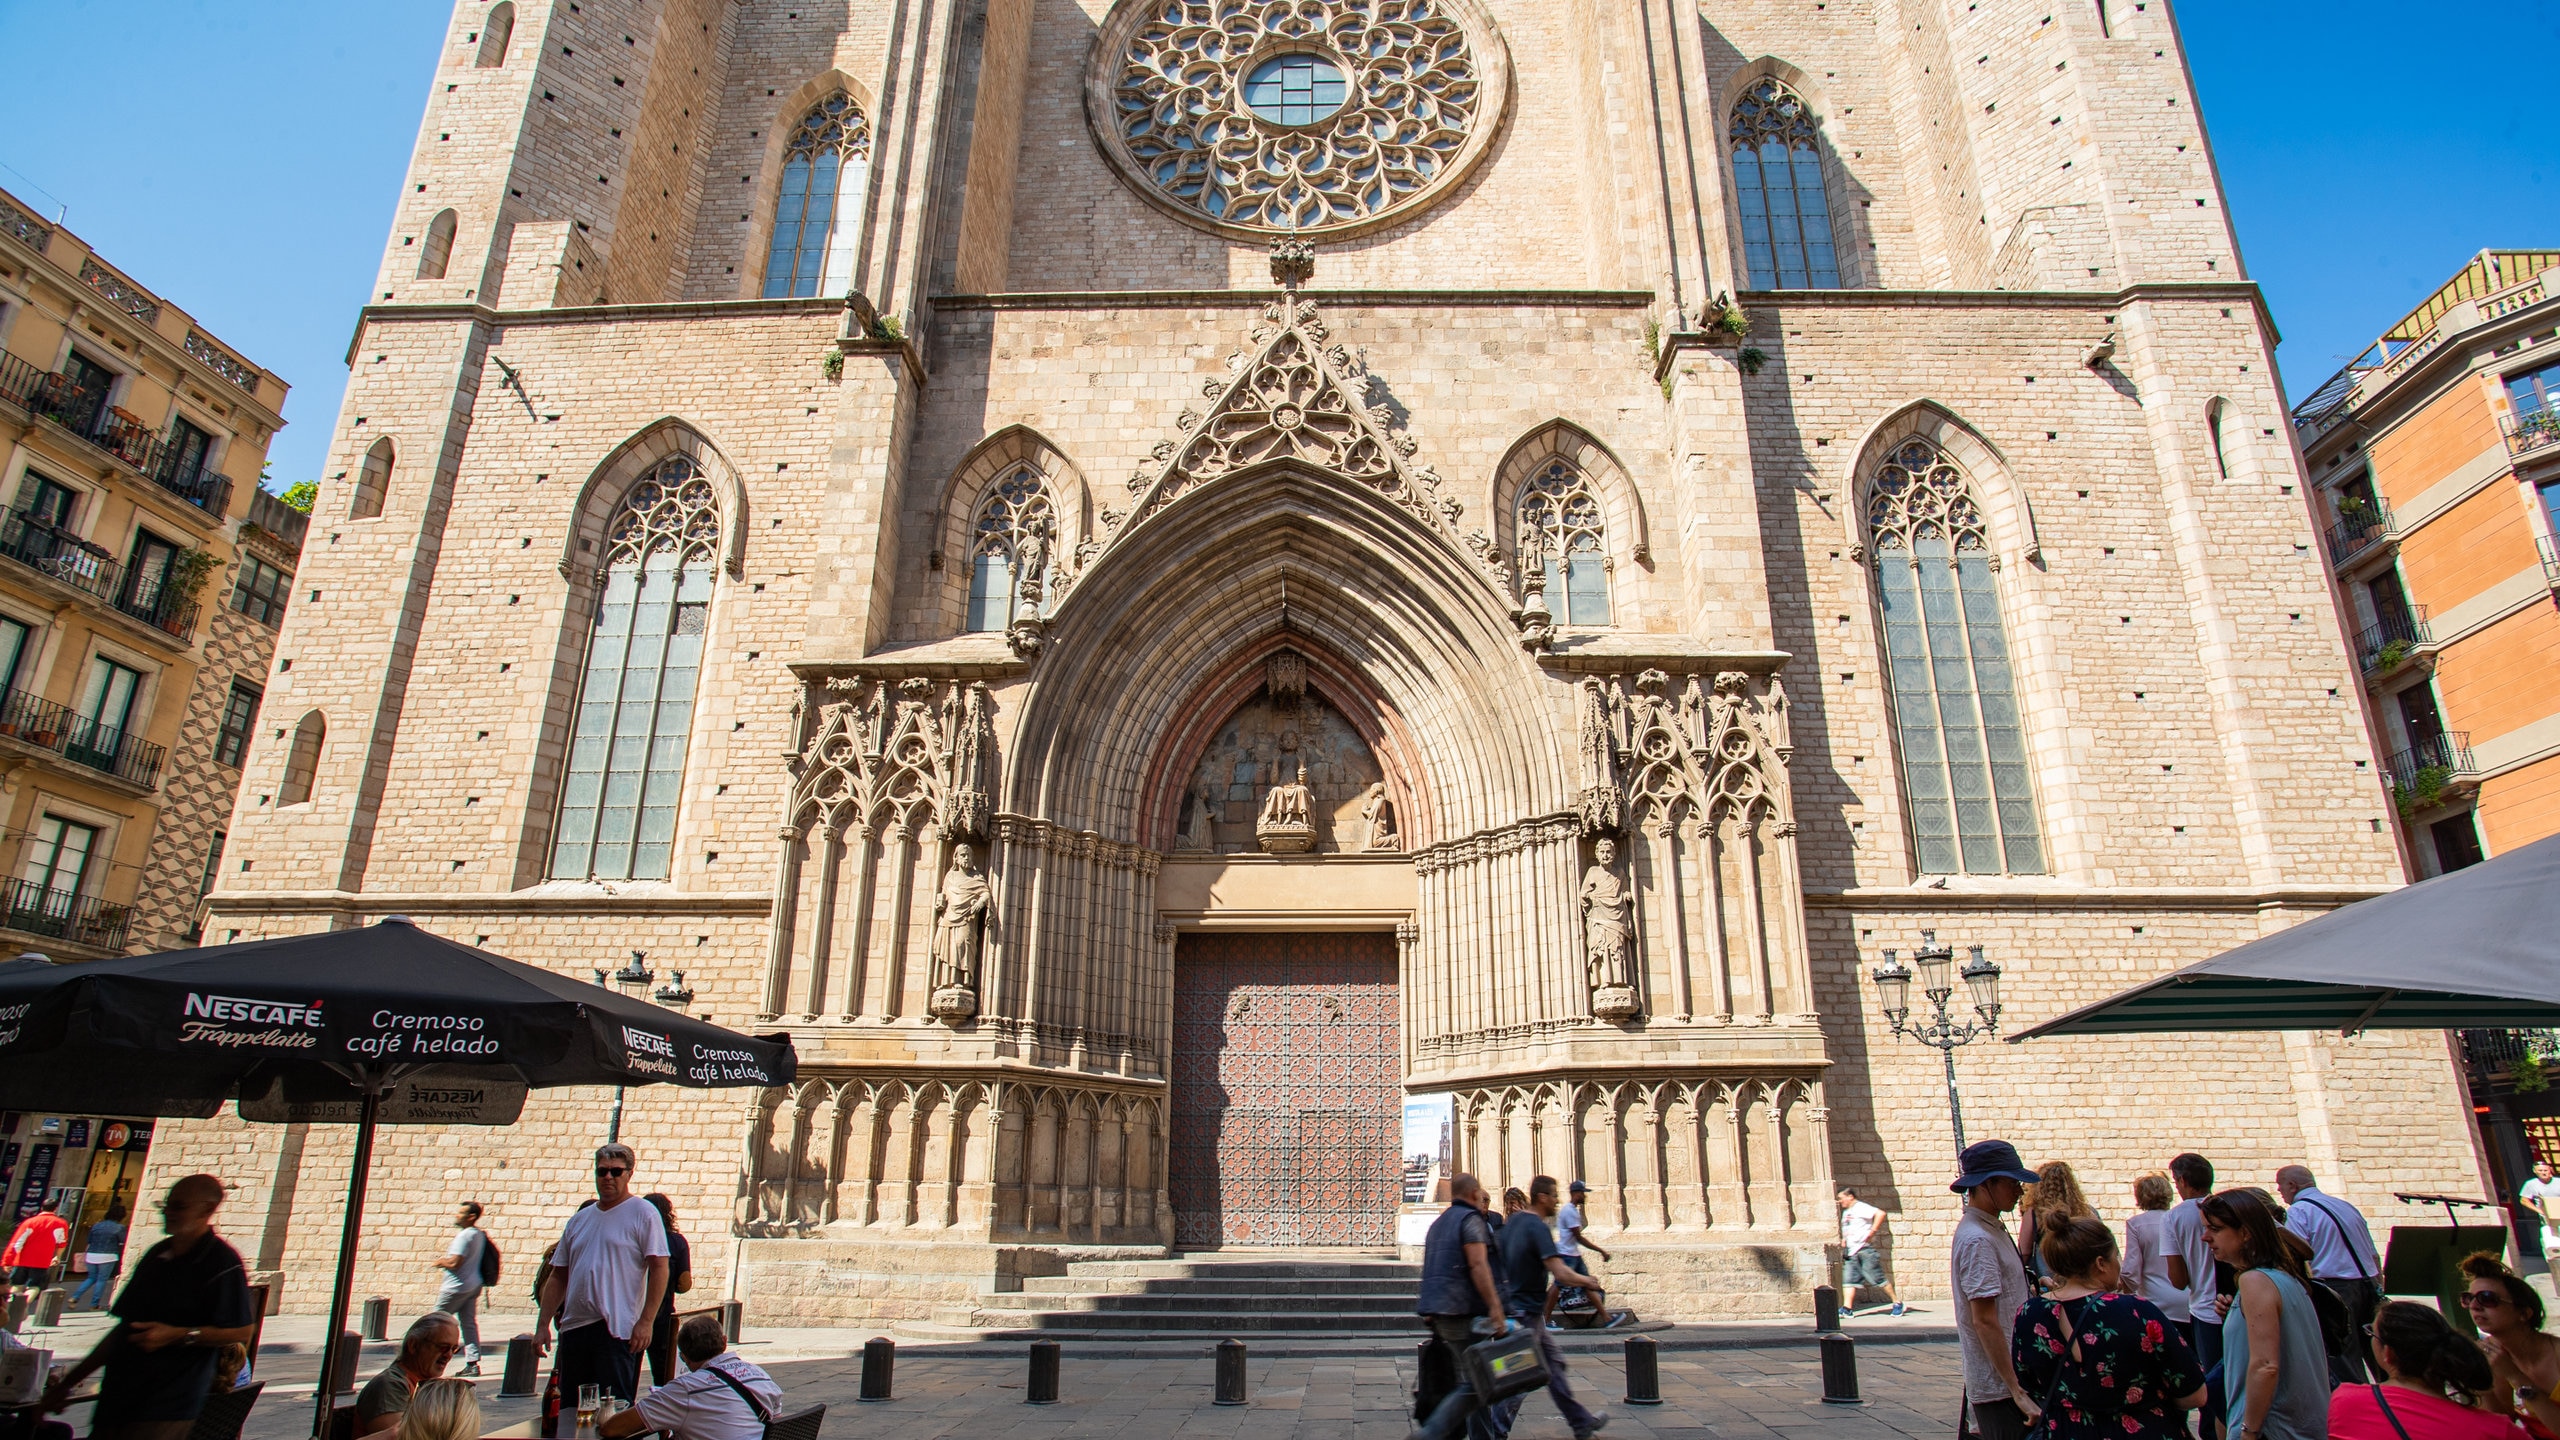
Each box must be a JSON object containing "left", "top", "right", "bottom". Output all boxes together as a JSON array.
[
  {"left": 552, "top": 456, "right": 722, "bottom": 880},
  {"left": 764, "top": 92, "right": 873, "bottom": 299},
  {"left": 1729, "top": 79, "right": 1841, "bottom": 290},
  {"left": 1516, "top": 458, "right": 1610, "bottom": 625},
  {"left": 965, "top": 467, "right": 1056, "bottom": 632},
  {"left": 1867, "top": 437, "right": 2043, "bottom": 874}
]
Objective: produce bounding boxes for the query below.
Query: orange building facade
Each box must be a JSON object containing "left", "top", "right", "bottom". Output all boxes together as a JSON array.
[{"left": 2293, "top": 251, "right": 2560, "bottom": 879}]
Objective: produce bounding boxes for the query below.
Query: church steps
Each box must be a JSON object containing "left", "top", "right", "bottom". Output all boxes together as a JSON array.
[{"left": 946, "top": 1252, "right": 1428, "bottom": 1333}]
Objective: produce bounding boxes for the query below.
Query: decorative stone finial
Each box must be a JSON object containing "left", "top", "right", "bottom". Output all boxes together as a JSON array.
[{"left": 1271, "top": 236, "right": 1315, "bottom": 290}]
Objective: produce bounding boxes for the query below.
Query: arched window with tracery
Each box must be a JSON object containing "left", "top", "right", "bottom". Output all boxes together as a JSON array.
[
  {"left": 551, "top": 456, "right": 723, "bottom": 881},
  {"left": 1516, "top": 457, "right": 1610, "bottom": 625},
  {"left": 1865, "top": 437, "right": 2043, "bottom": 875},
  {"left": 1729, "top": 79, "right": 1841, "bottom": 290},
  {"left": 964, "top": 467, "right": 1055, "bottom": 632},
  {"left": 763, "top": 92, "right": 873, "bottom": 299}
]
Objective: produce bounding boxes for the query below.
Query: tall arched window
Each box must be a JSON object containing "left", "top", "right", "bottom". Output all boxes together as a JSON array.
[
  {"left": 964, "top": 467, "right": 1055, "bottom": 632},
  {"left": 279, "top": 711, "right": 324, "bottom": 806},
  {"left": 763, "top": 92, "right": 873, "bottom": 299},
  {"left": 552, "top": 457, "right": 722, "bottom": 881},
  {"left": 2206, "top": 398, "right": 2231, "bottom": 479},
  {"left": 1729, "top": 79, "right": 1841, "bottom": 289},
  {"left": 1517, "top": 458, "right": 1610, "bottom": 625},
  {"left": 476, "top": 2, "right": 514, "bottom": 67},
  {"left": 1866, "top": 437, "right": 2043, "bottom": 875},
  {"left": 418, "top": 209, "right": 458, "bottom": 280},
  {"left": 351, "top": 437, "right": 393, "bottom": 519}
]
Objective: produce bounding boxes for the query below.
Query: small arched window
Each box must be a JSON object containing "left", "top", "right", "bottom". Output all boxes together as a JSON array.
[
  {"left": 1866, "top": 437, "right": 2044, "bottom": 875},
  {"left": 551, "top": 457, "right": 722, "bottom": 881},
  {"left": 351, "top": 437, "right": 393, "bottom": 519},
  {"left": 476, "top": 2, "right": 514, "bottom": 67},
  {"left": 418, "top": 209, "right": 458, "bottom": 280},
  {"left": 964, "top": 467, "right": 1055, "bottom": 632},
  {"left": 2206, "top": 399, "right": 2231, "bottom": 479},
  {"left": 1729, "top": 78, "right": 1841, "bottom": 290},
  {"left": 279, "top": 711, "right": 325, "bottom": 806},
  {"left": 1517, "top": 458, "right": 1610, "bottom": 625},
  {"left": 763, "top": 92, "right": 873, "bottom": 299}
]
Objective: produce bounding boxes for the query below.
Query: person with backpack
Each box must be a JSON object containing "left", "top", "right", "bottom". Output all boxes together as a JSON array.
[
  {"left": 432, "top": 1202, "right": 497, "bottom": 1378},
  {"left": 2276, "top": 1166, "right": 2381, "bottom": 1386}
]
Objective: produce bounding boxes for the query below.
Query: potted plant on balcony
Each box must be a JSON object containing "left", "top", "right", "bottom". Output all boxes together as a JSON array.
[
  {"left": 2394, "top": 764, "right": 2455, "bottom": 815},
  {"left": 2336, "top": 496, "right": 2381, "bottom": 532},
  {"left": 27, "top": 723, "right": 59, "bottom": 747},
  {"left": 155, "top": 546, "right": 220, "bottom": 635}
]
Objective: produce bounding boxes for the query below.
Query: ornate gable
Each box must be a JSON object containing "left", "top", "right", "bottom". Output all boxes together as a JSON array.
[{"left": 1058, "top": 241, "right": 1510, "bottom": 616}]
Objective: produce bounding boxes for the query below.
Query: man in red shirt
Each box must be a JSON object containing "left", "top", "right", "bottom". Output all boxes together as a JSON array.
[{"left": 4, "top": 1202, "right": 72, "bottom": 1318}]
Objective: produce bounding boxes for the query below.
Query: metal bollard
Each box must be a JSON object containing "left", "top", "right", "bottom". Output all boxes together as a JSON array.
[
  {"left": 330, "top": 1332, "right": 363, "bottom": 1394},
  {"left": 720, "top": 1299, "right": 744, "bottom": 1344},
  {"left": 1623, "top": 1335, "right": 1662, "bottom": 1406},
  {"left": 1214, "top": 1338, "right": 1249, "bottom": 1406},
  {"left": 1814, "top": 1283, "right": 1840, "bottom": 1333},
  {"left": 31, "top": 1287, "right": 65, "bottom": 1327},
  {"left": 859, "top": 1336, "right": 895, "bottom": 1401},
  {"left": 1819, "top": 1331, "right": 1862, "bottom": 1405},
  {"left": 361, "top": 1295, "right": 390, "bottom": 1342},
  {"left": 499, "top": 1335, "right": 539, "bottom": 1396},
  {"left": 1027, "top": 1339, "right": 1061, "bottom": 1404}
]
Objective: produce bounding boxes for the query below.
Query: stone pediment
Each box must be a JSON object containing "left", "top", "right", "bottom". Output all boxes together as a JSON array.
[{"left": 1060, "top": 241, "right": 1512, "bottom": 606}]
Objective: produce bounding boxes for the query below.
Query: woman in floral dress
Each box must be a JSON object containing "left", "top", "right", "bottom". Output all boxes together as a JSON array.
[{"left": 2013, "top": 1215, "right": 2211, "bottom": 1438}]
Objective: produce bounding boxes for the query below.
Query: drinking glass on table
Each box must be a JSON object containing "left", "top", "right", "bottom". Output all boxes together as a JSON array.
[{"left": 577, "top": 1384, "right": 601, "bottom": 1428}]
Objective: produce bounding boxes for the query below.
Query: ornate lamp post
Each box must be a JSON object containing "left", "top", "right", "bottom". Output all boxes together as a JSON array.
[
  {"left": 1869, "top": 931, "right": 2003, "bottom": 1154},
  {"left": 596, "top": 951, "right": 656, "bottom": 1144}
]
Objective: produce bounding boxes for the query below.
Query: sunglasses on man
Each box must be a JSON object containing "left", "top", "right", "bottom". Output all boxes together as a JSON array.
[{"left": 596, "top": 1166, "right": 628, "bottom": 1177}]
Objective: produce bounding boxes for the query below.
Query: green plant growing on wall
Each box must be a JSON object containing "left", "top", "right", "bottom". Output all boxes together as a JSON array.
[
  {"left": 822, "top": 349, "right": 845, "bottom": 381},
  {"left": 868, "top": 314, "right": 905, "bottom": 343},
  {"left": 1737, "top": 346, "right": 1767, "bottom": 376}
]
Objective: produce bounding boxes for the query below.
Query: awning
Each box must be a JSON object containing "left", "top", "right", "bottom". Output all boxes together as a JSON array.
[{"left": 2010, "top": 832, "right": 2560, "bottom": 1040}]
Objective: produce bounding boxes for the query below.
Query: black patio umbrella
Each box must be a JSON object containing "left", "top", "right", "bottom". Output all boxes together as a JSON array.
[
  {"left": 0, "top": 917, "right": 796, "bottom": 1435},
  {"left": 2010, "top": 831, "right": 2560, "bottom": 1040}
]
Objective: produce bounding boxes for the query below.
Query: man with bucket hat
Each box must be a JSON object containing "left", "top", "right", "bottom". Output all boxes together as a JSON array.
[{"left": 1950, "top": 1140, "right": 2041, "bottom": 1440}]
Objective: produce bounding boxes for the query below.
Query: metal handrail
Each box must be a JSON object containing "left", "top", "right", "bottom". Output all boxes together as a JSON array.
[
  {"left": 2543, "top": 537, "right": 2560, "bottom": 589},
  {"left": 0, "top": 353, "right": 237, "bottom": 515},
  {"left": 2355, "top": 607, "right": 2433, "bottom": 672},
  {"left": 0, "top": 685, "right": 167, "bottom": 788},
  {"left": 2325, "top": 501, "right": 2397, "bottom": 566},
  {"left": 0, "top": 876, "right": 131, "bottom": 951},
  {"left": 2507, "top": 407, "right": 2560, "bottom": 460},
  {"left": 2384, "top": 731, "right": 2477, "bottom": 792},
  {"left": 0, "top": 511, "right": 198, "bottom": 642}
]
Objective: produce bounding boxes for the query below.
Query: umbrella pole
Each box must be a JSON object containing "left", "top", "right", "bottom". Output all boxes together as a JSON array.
[{"left": 312, "top": 1085, "right": 382, "bottom": 1439}]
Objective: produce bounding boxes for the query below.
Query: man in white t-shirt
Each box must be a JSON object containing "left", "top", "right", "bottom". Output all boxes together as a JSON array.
[
  {"left": 1837, "top": 1187, "right": 1903, "bottom": 1316},
  {"left": 2522, "top": 1161, "right": 2560, "bottom": 1262},
  {"left": 602, "top": 1313, "right": 783, "bottom": 1440},
  {"left": 2160, "top": 1152, "right": 2224, "bottom": 1399},
  {"left": 432, "top": 1201, "right": 488, "bottom": 1377},
  {"left": 535, "top": 1143, "right": 669, "bottom": 1404}
]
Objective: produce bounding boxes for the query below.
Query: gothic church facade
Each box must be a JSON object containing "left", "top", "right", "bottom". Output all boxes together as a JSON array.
[{"left": 149, "top": 0, "right": 2480, "bottom": 1319}]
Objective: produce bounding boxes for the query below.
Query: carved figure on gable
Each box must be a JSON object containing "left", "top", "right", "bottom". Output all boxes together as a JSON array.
[
  {"left": 1358, "top": 782, "right": 1399, "bottom": 853},
  {"left": 1583, "top": 837, "right": 1641, "bottom": 1019},
  {"left": 928, "top": 843, "right": 992, "bottom": 1021},
  {"left": 1257, "top": 763, "right": 1316, "bottom": 854}
]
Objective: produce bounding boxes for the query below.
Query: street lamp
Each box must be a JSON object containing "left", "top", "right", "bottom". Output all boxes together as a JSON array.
[
  {"left": 597, "top": 952, "right": 656, "bottom": 1144},
  {"left": 1869, "top": 931, "right": 2003, "bottom": 1154}
]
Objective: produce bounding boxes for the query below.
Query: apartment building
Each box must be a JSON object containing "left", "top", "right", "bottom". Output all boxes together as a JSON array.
[
  {"left": 0, "top": 185, "right": 300, "bottom": 960},
  {"left": 2293, "top": 251, "right": 2560, "bottom": 881}
]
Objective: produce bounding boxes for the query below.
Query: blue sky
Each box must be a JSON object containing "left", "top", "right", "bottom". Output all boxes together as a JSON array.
[{"left": 0, "top": 1, "right": 2551, "bottom": 492}]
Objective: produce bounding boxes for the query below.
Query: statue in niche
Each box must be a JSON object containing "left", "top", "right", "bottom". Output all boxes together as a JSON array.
[
  {"left": 1014, "top": 515, "right": 1053, "bottom": 615},
  {"left": 1582, "top": 837, "right": 1641, "bottom": 1020},
  {"left": 1358, "top": 782, "right": 1399, "bottom": 853},
  {"left": 1177, "top": 781, "right": 1219, "bottom": 852},
  {"left": 1257, "top": 762, "right": 1316, "bottom": 854},
  {"left": 928, "top": 843, "right": 992, "bottom": 1022}
]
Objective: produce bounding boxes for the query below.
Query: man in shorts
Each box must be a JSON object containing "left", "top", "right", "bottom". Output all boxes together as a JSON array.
[{"left": 1837, "top": 1187, "right": 1904, "bottom": 1316}]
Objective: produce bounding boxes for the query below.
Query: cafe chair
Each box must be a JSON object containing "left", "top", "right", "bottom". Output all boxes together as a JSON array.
[
  {"left": 764, "top": 1403, "right": 826, "bottom": 1440},
  {"left": 186, "top": 1382, "right": 264, "bottom": 1440}
]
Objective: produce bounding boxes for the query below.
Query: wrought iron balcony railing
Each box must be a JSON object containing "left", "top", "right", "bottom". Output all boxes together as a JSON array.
[
  {"left": 2506, "top": 406, "right": 2560, "bottom": 460},
  {"left": 2542, "top": 537, "right": 2560, "bottom": 590},
  {"left": 0, "top": 353, "right": 237, "bottom": 516},
  {"left": 2385, "top": 731, "right": 2476, "bottom": 813},
  {"left": 2356, "top": 607, "right": 2433, "bottom": 674},
  {"left": 2325, "top": 501, "right": 2398, "bottom": 566},
  {"left": 0, "top": 511, "right": 198, "bottom": 642},
  {"left": 0, "top": 877, "right": 130, "bottom": 951},
  {"left": 0, "top": 685, "right": 166, "bottom": 788}
]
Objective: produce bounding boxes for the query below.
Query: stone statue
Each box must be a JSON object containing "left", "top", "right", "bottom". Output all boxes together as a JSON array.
[
  {"left": 928, "top": 843, "right": 992, "bottom": 1021},
  {"left": 1014, "top": 516, "right": 1052, "bottom": 615},
  {"left": 1358, "top": 782, "right": 1399, "bottom": 852},
  {"left": 1256, "top": 762, "right": 1316, "bottom": 854},
  {"left": 1177, "top": 781, "right": 1219, "bottom": 852},
  {"left": 1582, "top": 837, "right": 1640, "bottom": 1019}
]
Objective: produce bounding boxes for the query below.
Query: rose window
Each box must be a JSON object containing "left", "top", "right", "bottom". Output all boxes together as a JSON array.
[{"left": 1088, "top": 0, "right": 1512, "bottom": 238}]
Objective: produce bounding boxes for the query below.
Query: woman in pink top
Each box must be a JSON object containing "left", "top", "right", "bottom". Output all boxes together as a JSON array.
[{"left": 2330, "top": 1300, "right": 2527, "bottom": 1440}]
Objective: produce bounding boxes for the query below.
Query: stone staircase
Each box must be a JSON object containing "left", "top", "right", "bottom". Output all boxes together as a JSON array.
[{"left": 930, "top": 1249, "right": 1423, "bottom": 1336}]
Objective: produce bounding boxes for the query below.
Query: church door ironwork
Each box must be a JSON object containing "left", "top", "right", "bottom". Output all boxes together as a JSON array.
[{"left": 1170, "top": 932, "right": 1401, "bottom": 1247}]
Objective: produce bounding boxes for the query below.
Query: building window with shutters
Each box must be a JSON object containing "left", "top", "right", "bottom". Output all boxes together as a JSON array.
[
  {"left": 216, "top": 681, "right": 261, "bottom": 767},
  {"left": 550, "top": 456, "right": 722, "bottom": 881},
  {"left": 231, "top": 556, "right": 291, "bottom": 626}
]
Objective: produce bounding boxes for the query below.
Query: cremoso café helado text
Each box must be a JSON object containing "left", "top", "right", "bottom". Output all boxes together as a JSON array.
[{"left": 346, "top": 1009, "right": 500, "bottom": 1058}]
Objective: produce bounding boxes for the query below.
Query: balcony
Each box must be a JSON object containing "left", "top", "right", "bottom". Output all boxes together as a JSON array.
[
  {"left": 0, "top": 353, "right": 236, "bottom": 518},
  {"left": 2507, "top": 406, "right": 2560, "bottom": 461},
  {"left": 2324, "top": 501, "right": 2397, "bottom": 567},
  {"left": 0, "top": 877, "right": 131, "bottom": 953},
  {"left": 2542, "top": 537, "right": 2560, "bottom": 590},
  {"left": 2461, "top": 1028, "right": 2560, "bottom": 1084},
  {"left": 2356, "top": 607, "right": 2433, "bottom": 675},
  {"left": 2385, "top": 731, "right": 2477, "bottom": 814},
  {"left": 0, "top": 511, "right": 198, "bottom": 644},
  {"left": 0, "top": 686, "right": 167, "bottom": 789}
]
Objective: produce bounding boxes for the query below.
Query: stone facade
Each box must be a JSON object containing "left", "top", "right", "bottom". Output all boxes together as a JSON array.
[{"left": 147, "top": 0, "right": 2481, "bottom": 1326}]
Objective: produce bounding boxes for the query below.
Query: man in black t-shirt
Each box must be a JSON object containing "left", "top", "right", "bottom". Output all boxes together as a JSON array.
[
  {"left": 43, "top": 1173, "right": 256, "bottom": 1440},
  {"left": 1490, "top": 1176, "right": 1609, "bottom": 1440}
]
